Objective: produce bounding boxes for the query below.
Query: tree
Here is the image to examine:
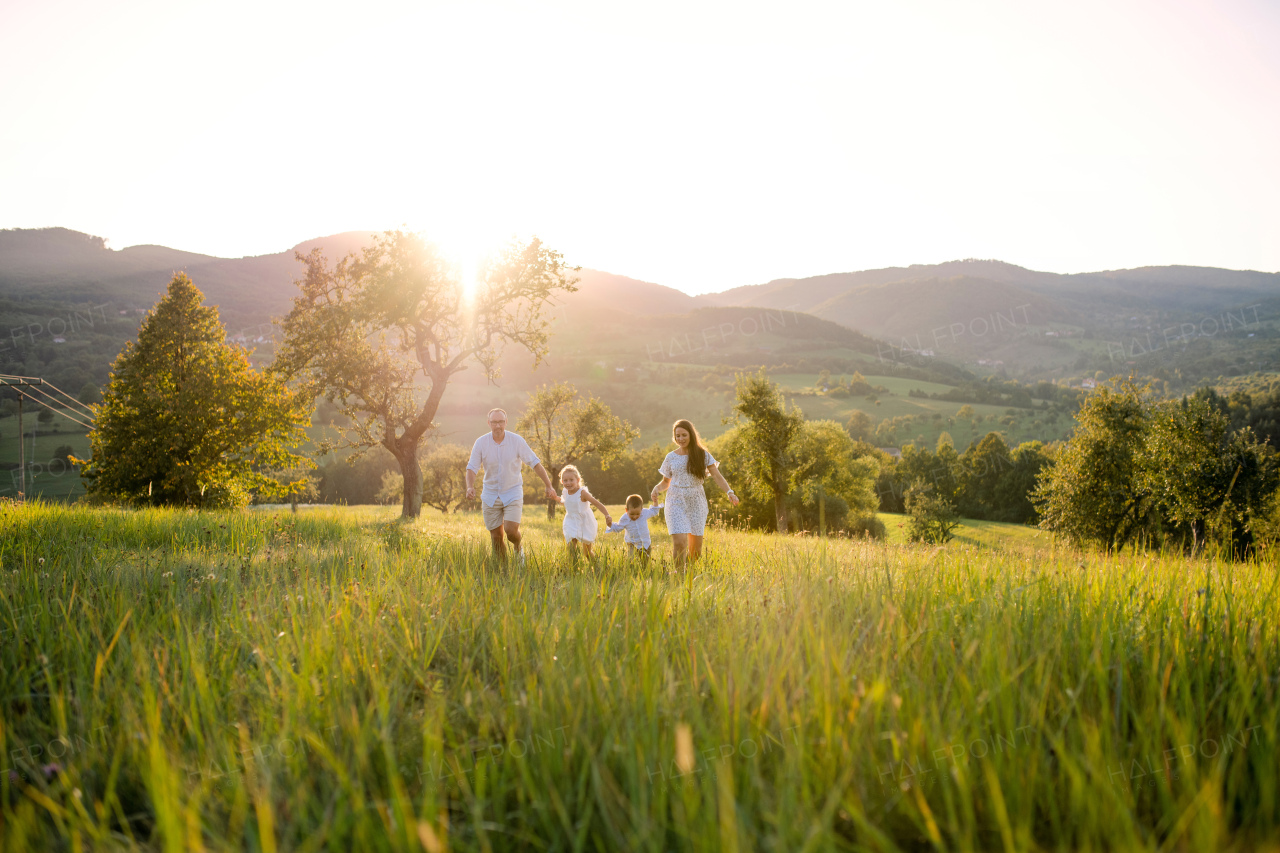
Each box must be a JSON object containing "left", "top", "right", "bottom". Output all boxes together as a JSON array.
[
  {"left": 1033, "top": 379, "right": 1154, "bottom": 550},
  {"left": 1139, "top": 398, "right": 1277, "bottom": 554},
  {"left": 729, "top": 370, "right": 805, "bottom": 531},
  {"left": 274, "top": 230, "right": 576, "bottom": 518},
  {"left": 516, "top": 382, "right": 639, "bottom": 518},
  {"left": 845, "top": 410, "right": 873, "bottom": 443},
  {"left": 421, "top": 444, "right": 474, "bottom": 514},
  {"left": 955, "top": 432, "right": 1013, "bottom": 519},
  {"left": 37, "top": 408, "right": 54, "bottom": 428},
  {"left": 788, "top": 420, "right": 879, "bottom": 524},
  {"left": 378, "top": 444, "right": 474, "bottom": 514},
  {"left": 78, "top": 382, "right": 101, "bottom": 405},
  {"left": 265, "top": 463, "right": 320, "bottom": 511},
  {"left": 80, "top": 273, "right": 311, "bottom": 508},
  {"left": 906, "top": 490, "right": 961, "bottom": 544}
]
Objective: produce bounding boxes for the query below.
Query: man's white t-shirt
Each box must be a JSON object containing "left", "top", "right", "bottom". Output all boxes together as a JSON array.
[{"left": 467, "top": 431, "right": 541, "bottom": 506}]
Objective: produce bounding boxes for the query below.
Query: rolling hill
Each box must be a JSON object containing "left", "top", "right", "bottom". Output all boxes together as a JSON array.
[{"left": 4, "top": 228, "right": 1280, "bottom": 394}]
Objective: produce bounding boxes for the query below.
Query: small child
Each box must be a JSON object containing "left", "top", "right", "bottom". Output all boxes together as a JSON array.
[
  {"left": 603, "top": 494, "right": 663, "bottom": 559},
  {"left": 557, "top": 465, "right": 612, "bottom": 561}
]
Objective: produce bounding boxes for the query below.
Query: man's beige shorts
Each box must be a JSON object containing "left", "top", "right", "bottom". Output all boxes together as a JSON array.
[{"left": 483, "top": 498, "right": 523, "bottom": 530}]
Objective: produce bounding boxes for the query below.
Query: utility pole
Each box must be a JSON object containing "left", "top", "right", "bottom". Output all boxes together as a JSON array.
[{"left": 2, "top": 377, "right": 44, "bottom": 502}]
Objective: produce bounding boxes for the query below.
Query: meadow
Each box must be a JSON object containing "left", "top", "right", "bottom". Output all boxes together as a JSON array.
[{"left": 1, "top": 502, "right": 1278, "bottom": 851}]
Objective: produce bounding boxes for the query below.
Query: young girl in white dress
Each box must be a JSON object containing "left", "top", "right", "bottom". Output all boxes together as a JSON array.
[
  {"left": 558, "top": 465, "right": 612, "bottom": 561},
  {"left": 650, "top": 419, "right": 739, "bottom": 566}
]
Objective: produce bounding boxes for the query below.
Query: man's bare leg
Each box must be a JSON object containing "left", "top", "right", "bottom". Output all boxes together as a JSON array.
[
  {"left": 489, "top": 525, "right": 507, "bottom": 559},
  {"left": 504, "top": 520, "right": 523, "bottom": 560}
]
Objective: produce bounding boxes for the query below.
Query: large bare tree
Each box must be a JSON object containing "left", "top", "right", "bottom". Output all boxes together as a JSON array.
[{"left": 273, "top": 230, "right": 576, "bottom": 518}]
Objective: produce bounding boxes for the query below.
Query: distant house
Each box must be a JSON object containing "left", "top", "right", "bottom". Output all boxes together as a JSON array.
[
  {"left": 1082, "top": 378, "right": 1097, "bottom": 389},
  {"left": 877, "top": 446, "right": 902, "bottom": 460},
  {"left": 52, "top": 337, "right": 66, "bottom": 343}
]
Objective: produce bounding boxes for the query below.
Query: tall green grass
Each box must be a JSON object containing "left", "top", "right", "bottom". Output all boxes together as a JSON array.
[{"left": 1, "top": 501, "right": 1277, "bottom": 851}]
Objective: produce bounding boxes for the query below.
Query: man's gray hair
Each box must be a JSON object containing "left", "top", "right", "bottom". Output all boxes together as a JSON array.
[{"left": 487, "top": 408, "right": 508, "bottom": 421}]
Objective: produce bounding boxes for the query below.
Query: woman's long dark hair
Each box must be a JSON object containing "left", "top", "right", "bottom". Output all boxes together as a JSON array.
[{"left": 673, "top": 419, "right": 708, "bottom": 480}]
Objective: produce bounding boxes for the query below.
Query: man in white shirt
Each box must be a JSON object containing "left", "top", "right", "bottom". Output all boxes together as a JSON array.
[{"left": 465, "top": 408, "right": 557, "bottom": 561}]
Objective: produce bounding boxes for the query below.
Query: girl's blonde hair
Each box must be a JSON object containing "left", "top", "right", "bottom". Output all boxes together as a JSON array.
[{"left": 559, "top": 464, "right": 584, "bottom": 488}]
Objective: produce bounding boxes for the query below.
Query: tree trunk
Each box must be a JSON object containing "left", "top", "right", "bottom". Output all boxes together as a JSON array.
[
  {"left": 773, "top": 490, "right": 788, "bottom": 533},
  {"left": 396, "top": 446, "right": 424, "bottom": 519}
]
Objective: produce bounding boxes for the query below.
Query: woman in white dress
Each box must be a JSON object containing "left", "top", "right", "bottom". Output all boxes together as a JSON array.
[{"left": 651, "top": 419, "right": 739, "bottom": 566}]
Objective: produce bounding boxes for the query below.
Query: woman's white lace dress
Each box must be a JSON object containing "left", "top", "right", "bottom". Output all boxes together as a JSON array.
[{"left": 660, "top": 450, "right": 717, "bottom": 536}]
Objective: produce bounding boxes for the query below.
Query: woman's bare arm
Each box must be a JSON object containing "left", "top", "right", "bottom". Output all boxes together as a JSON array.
[
  {"left": 651, "top": 476, "right": 671, "bottom": 502},
  {"left": 708, "top": 464, "right": 740, "bottom": 505}
]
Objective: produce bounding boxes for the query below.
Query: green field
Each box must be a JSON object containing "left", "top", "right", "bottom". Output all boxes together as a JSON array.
[
  {"left": 2, "top": 503, "right": 1277, "bottom": 850},
  {"left": 0, "top": 418, "right": 89, "bottom": 501},
  {"left": 765, "top": 374, "right": 1070, "bottom": 449}
]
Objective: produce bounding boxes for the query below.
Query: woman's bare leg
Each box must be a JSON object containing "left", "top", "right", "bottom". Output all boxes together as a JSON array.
[
  {"left": 672, "top": 533, "right": 689, "bottom": 568},
  {"left": 688, "top": 534, "right": 705, "bottom": 562},
  {"left": 582, "top": 540, "right": 595, "bottom": 560}
]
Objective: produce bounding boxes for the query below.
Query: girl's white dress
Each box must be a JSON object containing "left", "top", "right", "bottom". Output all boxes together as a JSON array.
[
  {"left": 660, "top": 450, "right": 717, "bottom": 536},
  {"left": 561, "top": 487, "right": 598, "bottom": 542}
]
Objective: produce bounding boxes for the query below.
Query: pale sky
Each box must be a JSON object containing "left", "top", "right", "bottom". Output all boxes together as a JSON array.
[{"left": 2, "top": 0, "right": 1278, "bottom": 294}]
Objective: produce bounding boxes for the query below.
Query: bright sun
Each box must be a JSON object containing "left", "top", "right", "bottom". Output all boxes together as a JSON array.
[{"left": 410, "top": 224, "right": 493, "bottom": 303}]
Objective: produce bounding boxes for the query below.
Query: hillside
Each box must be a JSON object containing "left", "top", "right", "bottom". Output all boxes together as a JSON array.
[{"left": 4, "top": 227, "right": 1280, "bottom": 402}]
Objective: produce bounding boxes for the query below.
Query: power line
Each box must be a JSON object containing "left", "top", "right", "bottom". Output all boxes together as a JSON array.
[
  {"left": 2, "top": 381, "right": 94, "bottom": 430},
  {"left": 0, "top": 373, "right": 96, "bottom": 416}
]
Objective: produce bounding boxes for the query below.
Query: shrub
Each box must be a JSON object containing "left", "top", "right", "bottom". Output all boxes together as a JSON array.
[
  {"left": 906, "top": 491, "right": 961, "bottom": 544},
  {"left": 848, "top": 515, "right": 886, "bottom": 539}
]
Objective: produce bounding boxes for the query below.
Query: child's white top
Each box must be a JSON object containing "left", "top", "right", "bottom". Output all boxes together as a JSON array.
[
  {"left": 604, "top": 504, "right": 663, "bottom": 548},
  {"left": 561, "top": 487, "right": 595, "bottom": 524},
  {"left": 660, "top": 450, "right": 718, "bottom": 490}
]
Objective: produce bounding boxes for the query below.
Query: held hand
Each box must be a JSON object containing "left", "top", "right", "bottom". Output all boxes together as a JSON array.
[
  {"left": 604, "top": 515, "right": 613, "bottom": 527},
  {"left": 466, "top": 486, "right": 476, "bottom": 501},
  {"left": 650, "top": 490, "right": 660, "bottom": 503},
  {"left": 728, "top": 493, "right": 740, "bottom": 506},
  {"left": 544, "top": 485, "right": 557, "bottom": 501}
]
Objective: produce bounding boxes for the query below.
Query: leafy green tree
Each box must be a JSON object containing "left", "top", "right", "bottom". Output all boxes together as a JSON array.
[
  {"left": 955, "top": 432, "right": 1013, "bottom": 519},
  {"left": 1140, "top": 398, "right": 1277, "bottom": 554},
  {"left": 845, "top": 410, "right": 874, "bottom": 443},
  {"left": 264, "top": 463, "right": 320, "bottom": 511},
  {"left": 515, "top": 382, "right": 639, "bottom": 518},
  {"left": 78, "top": 382, "right": 101, "bottom": 405},
  {"left": 997, "top": 441, "right": 1052, "bottom": 524},
  {"left": 1033, "top": 379, "right": 1154, "bottom": 550},
  {"left": 906, "top": 491, "right": 961, "bottom": 543},
  {"left": 421, "top": 444, "right": 474, "bottom": 514},
  {"left": 729, "top": 370, "right": 805, "bottom": 531},
  {"left": 788, "top": 419, "right": 879, "bottom": 521},
  {"left": 274, "top": 230, "right": 576, "bottom": 518},
  {"left": 80, "top": 273, "right": 311, "bottom": 508}
]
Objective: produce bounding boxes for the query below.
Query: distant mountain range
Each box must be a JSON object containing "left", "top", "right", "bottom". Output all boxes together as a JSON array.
[{"left": 3, "top": 227, "right": 1279, "bottom": 384}]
